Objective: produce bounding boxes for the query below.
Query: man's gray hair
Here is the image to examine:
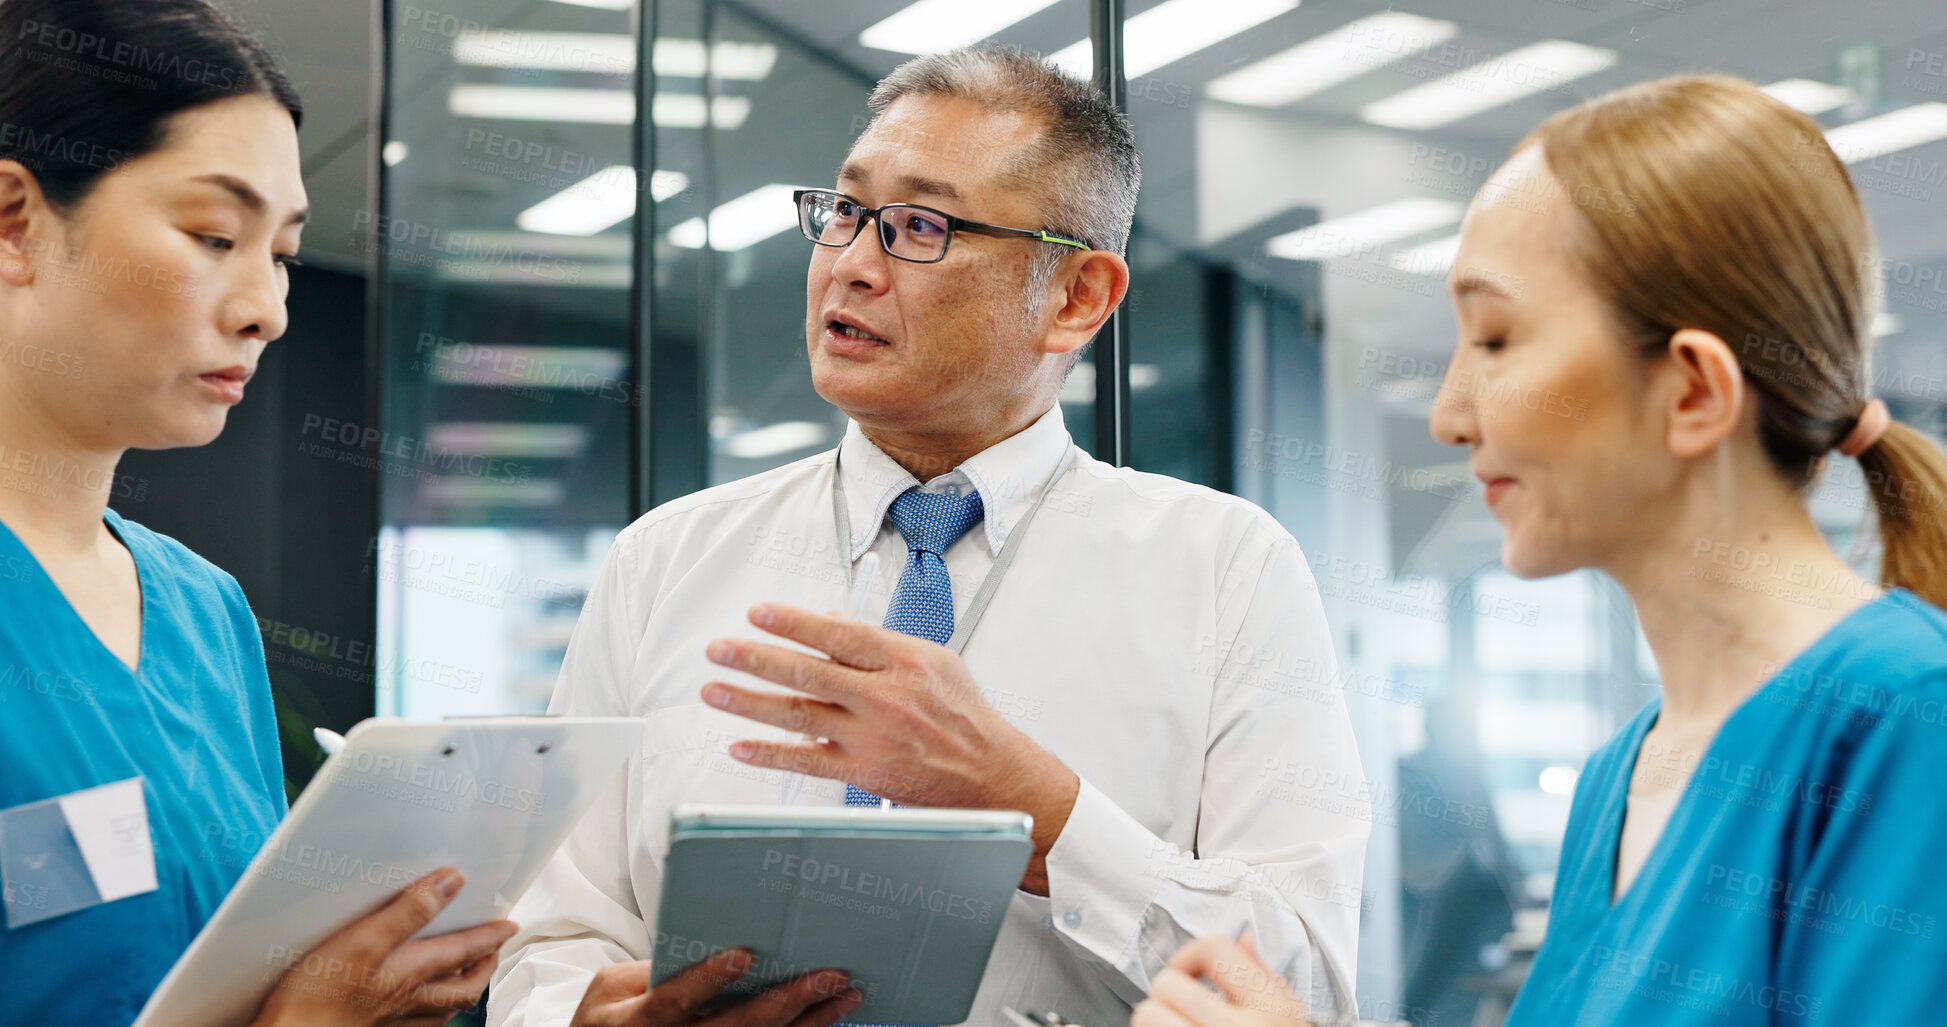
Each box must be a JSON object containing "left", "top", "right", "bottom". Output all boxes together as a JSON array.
[{"left": 866, "top": 44, "right": 1141, "bottom": 276}]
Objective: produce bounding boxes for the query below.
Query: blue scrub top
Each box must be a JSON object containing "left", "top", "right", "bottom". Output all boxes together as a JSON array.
[
  {"left": 1508, "top": 588, "right": 1947, "bottom": 1026},
  {"left": 0, "top": 510, "right": 285, "bottom": 1025}
]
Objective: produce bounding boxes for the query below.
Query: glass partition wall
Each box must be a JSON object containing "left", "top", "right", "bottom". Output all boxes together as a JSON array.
[{"left": 370, "top": 2, "right": 1947, "bottom": 1024}]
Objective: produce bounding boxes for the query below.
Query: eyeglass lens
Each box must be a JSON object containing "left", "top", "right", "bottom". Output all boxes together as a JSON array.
[{"left": 800, "top": 192, "right": 953, "bottom": 261}]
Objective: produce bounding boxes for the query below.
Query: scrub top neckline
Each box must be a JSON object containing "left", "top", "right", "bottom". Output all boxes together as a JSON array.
[
  {"left": 0, "top": 509, "right": 150, "bottom": 679},
  {"left": 1599, "top": 588, "right": 1904, "bottom": 914}
]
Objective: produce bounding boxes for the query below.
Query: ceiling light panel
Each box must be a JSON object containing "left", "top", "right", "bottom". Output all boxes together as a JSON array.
[
  {"left": 1265, "top": 198, "right": 1463, "bottom": 261},
  {"left": 860, "top": 0, "right": 1065, "bottom": 54},
  {"left": 1824, "top": 103, "right": 1947, "bottom": 163},
  {"left": 667, "top": 184, "right": 803, "bottom": 251},
  {"left": 450, "top": 85, "right": 635, "bottom": 123},
  {"left": 454, "top": 30, "right": 633, "bottom": 74},
  {"left": 452, "top": 32, "right": 777, "bottom": 79},
  {"left": 448, "top": 86, "right": 750, "bottom": 128},
  {"left": 1206, "top": 12, "right": 1458, "bottom": 107},
  {"left": 1760, "top": 78, "right": 1855, "bottom": 116},
  {"left": 1359, "top": 39, "right": 1617, "bottom": 130},
  {"left": 724, "top": 421, "right": 831, "bottom": 459},
  {"left": 518, "top": 167, "right": 689, "bottom": 236},
  {"left": 1049, "top": 0, "right": 1300, "bottom": 80}
]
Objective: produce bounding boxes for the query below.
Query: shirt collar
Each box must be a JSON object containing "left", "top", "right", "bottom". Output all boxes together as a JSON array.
[{"left": 837, "top": 404, "right": 1072, "bottom": 562}]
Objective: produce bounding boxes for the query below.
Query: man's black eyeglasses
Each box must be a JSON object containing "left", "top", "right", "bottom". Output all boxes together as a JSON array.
[{"left": 793, "top": 188, "right": 1090, "bottom": 264}]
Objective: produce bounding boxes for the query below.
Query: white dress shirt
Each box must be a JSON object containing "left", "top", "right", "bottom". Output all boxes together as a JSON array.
[{"left": 488, "top": 404, "right": 1370, "bottom": 1027}]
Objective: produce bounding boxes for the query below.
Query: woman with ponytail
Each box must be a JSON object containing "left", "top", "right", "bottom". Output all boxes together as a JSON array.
[{"left": 1137, "top": 74, "right": 1947, "bottom": 1027}]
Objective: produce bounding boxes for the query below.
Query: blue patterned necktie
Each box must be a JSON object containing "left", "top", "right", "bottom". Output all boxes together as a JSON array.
[
  {"left": 844, "top": 486, "right": 984, "bottom": 810},
  {"left": 843, "top": 488, "right": 983, "bottom": 1027}
]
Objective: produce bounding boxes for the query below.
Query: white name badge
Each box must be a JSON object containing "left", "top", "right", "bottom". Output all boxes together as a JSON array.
[
  {"left": 58, "top": 778, "right": 159, "bottom": 902},
  {"left": 0, "top": 777, "right": 159, "bottom": 928}
]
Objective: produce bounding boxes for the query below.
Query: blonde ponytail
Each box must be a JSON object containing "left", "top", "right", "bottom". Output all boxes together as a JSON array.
[{"left": 1856, "top": 422, "right": 1947, "bottom": 609}]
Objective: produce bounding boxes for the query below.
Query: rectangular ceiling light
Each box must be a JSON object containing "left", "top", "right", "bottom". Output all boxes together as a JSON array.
[
  {"left": 1207, "top": 12, "right": 1458, "bottom": 107},
  {"left": 1049, "top": 0, "right": 1300, "bottom": 80},
  {"left": 1265, "top": 198, "right": 1463, "bottom": 261},
  {"left": 452, "top": 33, "right": 776, "bottom": 80},
  {"left": 653, "top": 39, "right": 778, "bottom": 80},
  {"left": 427, "top": 423, "right": 590, "bottom": 458},
  {"left": 429, "top": 345, "right": 627, "bottom": 389},
  {"left": 667, "top": 183, "right": 803, "bottom": 251},
  {"left": 450, "top": 84, "right": 635, "bottom": 123},
  {"left": 651, "top": 93, "right": 751, "bottom": 128},
  {"left": 424, "top": 478, "right": 567, "bottom": 507},
  {"left": 1824, "top": 103, "right": 1947, "bottom": 163},
  {"left": 860, "top": 0, "right": 1064, "bottom": 54},
  {"left": 1389, "top": 233, "right": 1463, "bottom": 276},
  {"left": 1360, "top": 40, "right": 1617, "bottom": 130},
  {"left": 547, "top": 0, "right": 633, "bottom": 9},
  {"left": 518, "top": 167, "right": 689, "bottom": 236},
  {"left": 454, "top": 31, "right": 633, "bottom": 74},
  {"left": 448, "top": 86, "right": 749, "bottom": 128},
  {"left": 1760, "top": 78, "right": 1855, "bottom": 116},
  {"left": 724, "top": 421, "right": 831, "bottom": 459}
]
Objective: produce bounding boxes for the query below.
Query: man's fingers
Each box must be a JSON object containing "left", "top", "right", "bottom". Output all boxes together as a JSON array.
[
  {"left": 703, "top": 683, "right": 849, "bottom": 739},
  {"left": 1131, "top": 996, "right": 1201, "bottom": 1027},
  {"left": 1165, "top": 935, "right": 1258, "bottom": 985},
  {"left": 748, "top": 603, "right": 893, "bottom": 671},
  {"left": 635, "top": 947, "right": 754, "bottom": 1023},
  {"left": 726, "top": 738, "right": 852, "bottom": 780},
  {"left": 591, "top": 960, "right": 655, "bottom": 1003},
  {"left": 1162, "top": 936, "right": 1309, "bottom": 1022},
  {"left": 1151, "top": 967, "right": 1248, "bottom": 1023},
  {"left": 714, "top": 969, "right": 857, "bottom": 1027},
  {"left": 781, "top": 992, "right": 867, "bottom": 1027},
  {"left": 707, "top": 634, "right": 881, "bottom": 701}
]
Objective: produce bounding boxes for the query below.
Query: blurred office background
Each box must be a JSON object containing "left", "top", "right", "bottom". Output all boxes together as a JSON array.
[{"left": 117, "top": 0, "right": 1947, "bottom": 1023}]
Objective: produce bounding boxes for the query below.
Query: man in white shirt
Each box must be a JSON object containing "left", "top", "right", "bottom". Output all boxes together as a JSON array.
[{"left": 490, "top": 45, "right": 1368, "bottom": 1027}]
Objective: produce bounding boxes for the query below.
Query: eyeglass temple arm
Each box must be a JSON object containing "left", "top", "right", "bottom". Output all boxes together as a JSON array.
[{"left": 953, "top": 218, "right": 1091, "bottom": 250}]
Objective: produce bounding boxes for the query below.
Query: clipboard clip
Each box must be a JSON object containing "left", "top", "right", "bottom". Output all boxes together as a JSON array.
[{"left": 1002, "top": 1008, "right": 1085, "bottom": 1027}]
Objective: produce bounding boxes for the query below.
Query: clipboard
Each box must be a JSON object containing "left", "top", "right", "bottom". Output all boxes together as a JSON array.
[
  {"left": 133, "top": 716, "right": 643, "bottom": 1027},
  {"left": 652, "top": 804, "right": 1033, "bottom": 1025}
]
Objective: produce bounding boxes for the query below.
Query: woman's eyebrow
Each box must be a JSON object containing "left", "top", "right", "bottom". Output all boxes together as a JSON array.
[
  {"left": 189, "top": 173, "right": 309, "bottom": 226},
  {"left": 1451, "top": 269, "right": 1511, "bottom": 299}
]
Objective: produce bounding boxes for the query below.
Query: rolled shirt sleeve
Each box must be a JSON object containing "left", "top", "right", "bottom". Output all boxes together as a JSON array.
[{"left": 1042, "top": 534, "right": 1370, "bottom": 1018}]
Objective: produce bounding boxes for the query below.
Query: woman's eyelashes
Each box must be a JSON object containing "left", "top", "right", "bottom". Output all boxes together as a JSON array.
[{"left": 194, "top": 233, "right": 300, "bottom": 269}]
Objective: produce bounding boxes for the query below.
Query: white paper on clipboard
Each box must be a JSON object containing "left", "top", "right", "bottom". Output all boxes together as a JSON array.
[{"left": 133, "top": 716, "right": 643, "bottom": 1027}]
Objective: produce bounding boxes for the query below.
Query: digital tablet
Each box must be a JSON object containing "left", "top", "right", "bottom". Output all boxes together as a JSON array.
[
  {"left": 652, "top": 803, "right": 1033, "bottom": 1025},
  {"left": 134, "top": 716, "right": 644, "bottom": 1027}
]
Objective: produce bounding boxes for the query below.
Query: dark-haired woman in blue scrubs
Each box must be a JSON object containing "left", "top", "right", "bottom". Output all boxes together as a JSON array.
[{"left": 0, "top": 1, "right": 516, "bottom": 1023}]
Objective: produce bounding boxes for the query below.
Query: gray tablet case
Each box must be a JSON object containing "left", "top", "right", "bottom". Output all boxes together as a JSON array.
[{"left": 652, "top": 805, "right": 1033, "bottom": 1025}]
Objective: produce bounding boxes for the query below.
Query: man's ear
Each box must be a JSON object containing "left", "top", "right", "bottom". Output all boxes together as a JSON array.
[
  {"left": 0, "top": 160, "right": 50, "bottom": 287},
  {"left": 1660, "top": 328, "right": 1747, "bottom": 459},
  {"left": 1042, "top": 250, "right": 1130, "bottom": 359}
]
